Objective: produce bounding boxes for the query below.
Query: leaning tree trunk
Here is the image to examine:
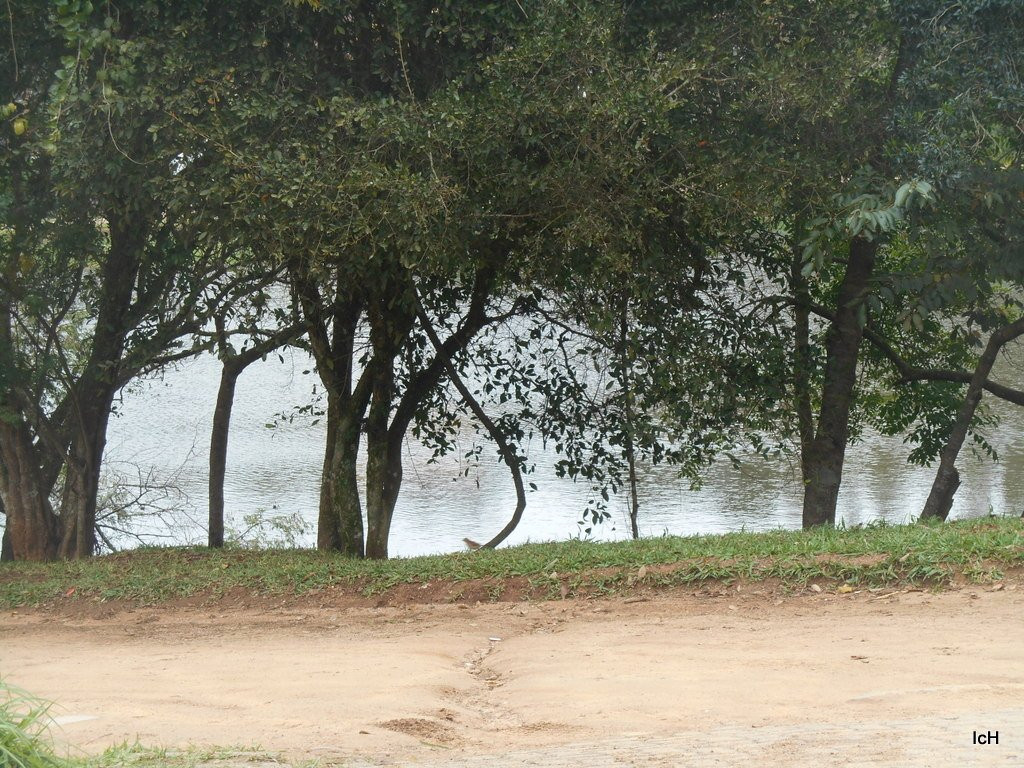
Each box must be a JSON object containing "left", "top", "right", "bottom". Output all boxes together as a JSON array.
[
  {"left": 802, "top": 237, "right": 877, "bottom": 528},
  {"left": 415, "top": 297, "right": 527, "bottom": 549},
  {"left": 0, "top": 421, "right": 59, "bottom": 561},
  {"left": 920, "top": 317, "right": 1024, "bottom": 521}
]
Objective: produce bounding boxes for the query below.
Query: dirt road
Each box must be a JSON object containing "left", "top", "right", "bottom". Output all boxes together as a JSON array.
[{"left": 1, "top": 585, "right": 1022, "bottom": 766}]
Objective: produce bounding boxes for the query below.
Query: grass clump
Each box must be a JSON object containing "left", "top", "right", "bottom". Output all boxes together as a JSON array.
[
  {"left": 0, "top": 516, "right": 1021, "bottom": 608},
  {"left": 78, "top": 744, "right": 285, "bottom": 768},
  {"left": 0, "top": 681, "right": 64, "bottom": 768}
]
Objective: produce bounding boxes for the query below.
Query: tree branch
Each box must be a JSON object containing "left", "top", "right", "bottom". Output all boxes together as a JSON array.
[
  {"left": 802, "top": 299, "right": 1024, "bottom": 407},
  {"left": 388, "top": 269, "right": 494, "bottom": 445},
  {"left": 413, "top": 288, "right": 526, "bottom": 550}
]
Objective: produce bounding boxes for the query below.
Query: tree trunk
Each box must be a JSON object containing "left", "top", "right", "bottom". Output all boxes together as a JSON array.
[
  {"left": 208, "top": 361, "right": 242, "bottom": 548},
  {"left": 791, "top": 247, "right": 816, "bottom": 485},
  {"left": 364, "top": 429, "right": 404, "bottom": 561},
  {"left": 318, "top": 395, "right": 365, "bottom": 556},
  {"left": 363, "top": 438, "right": 390, "bottom": 559},
  {"left": 291, "top": 263, "right": 368, "bottom": 556},
  {"left": 209, "top": 322, "right": 303, "bottom": 547},
  {"left": 318, "top": 393, "right": 340, "bottom": 549},
  {"left": 0, "top": 421, "right": 60, "bottom": 561},
  {"left": 620, "top": 295, "right": 640, "bottom": 540},
  {"left": 0, "top": 154, "right": 60, "bottom": 560},
  {"left": 920, "top": 318, "right": 1024, "bottom": 521},
  {"left": 58, "top": 402, "right": 114, "bottom": 559},
  {"left": 361, "top": 276, "right": 418, "bottom": 561},
  {"left": 1, "top": 495, "right": 9, "bottom": 560},
  {"left": 364, "top": 355, "right": 399, "bottom": 560},
  {"left": 801, "top": 237, "right": 877, "bottom": 527},
  {"left": 56, "top": 212, "right": 146, "bottom": 559},
  {"left": 366, "top": 270, "right": 492, "bottom": 557}
]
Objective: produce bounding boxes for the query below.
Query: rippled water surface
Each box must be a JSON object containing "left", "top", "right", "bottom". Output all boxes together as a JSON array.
[{"left": 101, "top": 346, "right": 1024, "bottom": 557}]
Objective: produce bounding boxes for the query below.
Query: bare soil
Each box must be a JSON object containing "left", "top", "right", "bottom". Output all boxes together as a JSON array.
[{"left": 1, "top": 582, "right": 1022, "bottom": 766}]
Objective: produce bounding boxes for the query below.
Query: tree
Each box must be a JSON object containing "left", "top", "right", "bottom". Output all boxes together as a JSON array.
[
  {"left": 180, "top": 0, "right": 740, "bottom": 557},
  {"left": 207, "top": 270, "right": 304, "bottom": 548},
  {"left": 1, "top": 1, "right": 256, "bottom": 559},
  {"left": 897, "top": 1, "right": 1024, "bottom": 520},
  {"left": 634, "top": 0, "right": 1024, "bottom": 528}
]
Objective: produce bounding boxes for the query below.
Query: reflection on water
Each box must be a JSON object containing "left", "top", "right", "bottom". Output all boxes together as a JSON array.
[{"left": 100, "top": 346, "right": 1024, "bottom": 557}]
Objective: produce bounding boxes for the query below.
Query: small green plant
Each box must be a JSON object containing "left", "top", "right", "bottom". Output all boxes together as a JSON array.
[
  {"left": 81, "top": 743, "right": 281, "bottom": 767},
  {"left": 225, "top": 508, "right": 313, "bottom": 549},
  {"left": 0, "top": 681, "right": 64, "bottom": 768},
  {"left": 487, "top": 580, "right": 505, "bottom": 601}
]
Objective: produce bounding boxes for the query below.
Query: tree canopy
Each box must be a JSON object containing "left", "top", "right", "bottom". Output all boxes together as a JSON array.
[{"left": 2, "top": 0, "right": 1023, "bottom": 561}]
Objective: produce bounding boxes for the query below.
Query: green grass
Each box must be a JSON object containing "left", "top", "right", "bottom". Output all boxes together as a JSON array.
[
  {"left": 0, "top": 681, "right": 64, "bottom": 768},
  {"left": 0, "top": 686, "right": 290, "bottom": 768},
  {"left": 2, "top": 519, "right": 1019, "bottom": 768},
  {"left": 73, "top": 744, "right": 292, "bottom": 768},
  {"left": 1, "top": 517, "right": 1022, "bottom": 608}
]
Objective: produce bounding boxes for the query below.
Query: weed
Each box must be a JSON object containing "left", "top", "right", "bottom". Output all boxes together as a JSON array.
[{"left": 0, "top": 681, "right": 63, "bottom": 768}]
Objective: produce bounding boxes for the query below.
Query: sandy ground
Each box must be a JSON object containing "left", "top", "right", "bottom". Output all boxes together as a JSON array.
[{"left": 1, "top": 584, "right": 1023, "bottom": 766}]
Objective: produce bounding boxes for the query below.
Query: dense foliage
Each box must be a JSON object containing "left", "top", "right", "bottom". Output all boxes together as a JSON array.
[{"left": 1, "top": 0, "right": 1022, "bottom": 560}]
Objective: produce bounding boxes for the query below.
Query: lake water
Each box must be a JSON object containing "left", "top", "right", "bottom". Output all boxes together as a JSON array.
[{"left": 91, "top": 344, "right": 1024, "bottom": 557}]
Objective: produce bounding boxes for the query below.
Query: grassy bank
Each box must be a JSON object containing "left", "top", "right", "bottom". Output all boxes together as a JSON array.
[{"left": 1, "top": 517, "right": 1022, "bottom": 609}]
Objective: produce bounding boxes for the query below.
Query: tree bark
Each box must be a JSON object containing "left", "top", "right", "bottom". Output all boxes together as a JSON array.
[
  {"left": 920, "top": 317, "right": 1024, "bottom": 521},
  {"left": 208, "top": 361, "right": 241, "bottom": 548},
  {"left": 364, "top": 355, "right": 398, "bottom": 560},
  {"left": 1, "top": 522, "right": 12, "bottom": 562},
  {"left": 791, "top": 246, "right": 816, "bottom": 485},
  {"left": 0, "top": 421, "right": 60, "bottom": 560},
  {"left": 619, "top": 294, "right": 640, "bottom": 540},
  {"left": 801, "top": 237, "right": 877, "bottom": 528},
  {"left": 318, "top": 399, "right": 365, "bottom": 555},
  {"left": 58, "top": 401, "right": 115, "bottom": 559}
]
